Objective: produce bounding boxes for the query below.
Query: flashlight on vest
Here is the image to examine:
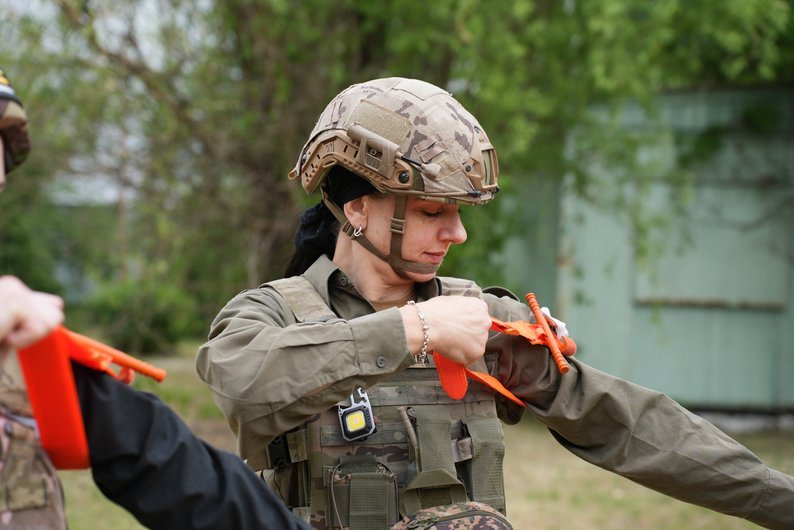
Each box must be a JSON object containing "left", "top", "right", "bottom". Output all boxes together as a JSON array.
[{"left": 338, "top": 388, "right": 376, "bottom": 442}]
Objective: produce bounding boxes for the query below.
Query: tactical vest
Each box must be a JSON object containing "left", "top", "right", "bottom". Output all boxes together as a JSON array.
[{"left": 261, "top": 276, "right": 506, "bottom": 530}]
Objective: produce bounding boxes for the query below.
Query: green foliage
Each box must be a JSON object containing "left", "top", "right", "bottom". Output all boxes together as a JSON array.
[
  {"left": 0, "top": 170, "right": 64, "bottom": 295},
  {"left": 82, "top": 278, "right": 203, "bottom": 355},
  {"left": 1, "top": 0, "right": 793, "bottom": 327}
]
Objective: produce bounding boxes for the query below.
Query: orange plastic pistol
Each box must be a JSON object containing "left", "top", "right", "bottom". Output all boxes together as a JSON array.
[{"left": 17, "top": 325, "right": 166, "bottom": 469}]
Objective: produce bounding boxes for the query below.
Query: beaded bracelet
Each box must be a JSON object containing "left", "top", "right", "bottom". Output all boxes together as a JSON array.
[{"left": 406, "top": 300, "right": 430, "bottom": 364}]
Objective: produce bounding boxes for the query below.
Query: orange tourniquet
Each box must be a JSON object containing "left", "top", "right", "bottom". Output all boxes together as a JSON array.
[
  {"left": 434, "top": 293, "right": 576, "bottom": 407},
  {"left": 17, "top": 325, "right": 166, "bottom": 469}
]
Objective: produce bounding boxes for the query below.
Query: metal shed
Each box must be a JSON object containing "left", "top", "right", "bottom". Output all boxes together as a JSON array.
[{"left": 554, "top": 87, "right": 794, "bottom": 411}]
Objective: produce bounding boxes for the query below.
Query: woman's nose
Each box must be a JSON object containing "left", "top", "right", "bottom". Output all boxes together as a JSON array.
[{"left": 442, "top": 211, "right": 467, "bottom": 244}]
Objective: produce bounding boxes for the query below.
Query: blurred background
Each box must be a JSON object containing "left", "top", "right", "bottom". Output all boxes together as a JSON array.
[{"left": 1, "top": 1, "right": 793, "bottom": 527}]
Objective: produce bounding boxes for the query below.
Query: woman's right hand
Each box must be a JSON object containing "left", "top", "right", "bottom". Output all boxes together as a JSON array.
[{"left": 400, "top": 296, "right": 491, "bottom": 366}]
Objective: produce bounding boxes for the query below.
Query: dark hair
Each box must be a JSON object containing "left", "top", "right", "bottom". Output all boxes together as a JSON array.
[{"left": 285, "top": 166, "right": 377, "bottom": 276}]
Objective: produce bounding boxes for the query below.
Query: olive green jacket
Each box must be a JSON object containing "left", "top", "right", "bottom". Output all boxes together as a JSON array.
[{"left": 196, "top": 255, "right": 794, "bottom": 530}]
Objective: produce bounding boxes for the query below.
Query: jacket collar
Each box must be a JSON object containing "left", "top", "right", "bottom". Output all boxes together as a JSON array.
[{"left": 302, "top": 254, "right": 440, "bottom": 307}]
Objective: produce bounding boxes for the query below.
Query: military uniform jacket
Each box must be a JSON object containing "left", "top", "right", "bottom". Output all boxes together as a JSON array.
[{"left": 197, "top": 255, "right": 794, "bottom": 530}]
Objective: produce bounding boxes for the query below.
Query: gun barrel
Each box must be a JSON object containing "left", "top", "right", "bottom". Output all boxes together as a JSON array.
[{"left": 65, "top": 329, "right": 167, "bottom": 382}]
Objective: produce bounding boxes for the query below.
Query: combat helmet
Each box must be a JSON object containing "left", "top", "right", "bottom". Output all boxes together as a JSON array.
[{"left": 289, "top": 77, "right": 500, "bottom": 276}]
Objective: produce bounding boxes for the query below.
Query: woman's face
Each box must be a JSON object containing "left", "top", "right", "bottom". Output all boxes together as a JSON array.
[{"left": 363, "top": 195, "right": 468, "bottom": 282}]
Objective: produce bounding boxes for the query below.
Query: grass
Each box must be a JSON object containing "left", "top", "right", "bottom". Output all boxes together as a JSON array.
[
  {"left": 504, "top": 419, "right": 794, "bottom": 530},
  {"left": 60, "top": 354, "right": 794, "bottom": 529}
]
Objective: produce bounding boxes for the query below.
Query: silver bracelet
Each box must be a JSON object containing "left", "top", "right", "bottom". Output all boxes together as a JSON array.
[{"left": 407, "top": 300, "right": 430, "bottom": 364}]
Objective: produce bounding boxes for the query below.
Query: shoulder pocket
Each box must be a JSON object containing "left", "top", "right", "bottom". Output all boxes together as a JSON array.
[{"left": 0, "top": 415, "right": 50, "bottom": 511}]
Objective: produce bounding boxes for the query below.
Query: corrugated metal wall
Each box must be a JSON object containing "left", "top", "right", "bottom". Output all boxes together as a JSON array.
[{"left": 556, "top": 88, "right": 793, "bottom": 410}]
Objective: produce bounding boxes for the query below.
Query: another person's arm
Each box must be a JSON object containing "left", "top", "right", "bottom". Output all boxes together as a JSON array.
[
  {"left": 0, "top": 275, "right": 63, "bottom": 348},
  {"left": 72, "top": 362, "right": 312, "bottom": 530}
]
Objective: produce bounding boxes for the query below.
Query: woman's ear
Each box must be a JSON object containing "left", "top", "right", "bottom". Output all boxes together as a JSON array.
[{"left": 342, "top": 196, "right": 367, "bottom": 229}]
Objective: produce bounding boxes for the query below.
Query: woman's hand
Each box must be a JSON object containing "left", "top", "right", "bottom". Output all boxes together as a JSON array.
[
  {"left": 400, "top": 296, "right": 491, "bottom": 366},
  {"left": 0, "top": 276, "right": 64, "bottom": 349}
]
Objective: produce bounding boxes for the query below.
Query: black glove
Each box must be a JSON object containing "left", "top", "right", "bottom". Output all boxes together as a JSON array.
[{"left": 0, "top": 66, "right": 31, "bottom": 173}]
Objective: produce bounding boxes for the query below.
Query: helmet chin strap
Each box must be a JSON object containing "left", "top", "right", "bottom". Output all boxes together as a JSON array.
[{"left": 322, "top": 192, "right": 439, "bottom": 279}]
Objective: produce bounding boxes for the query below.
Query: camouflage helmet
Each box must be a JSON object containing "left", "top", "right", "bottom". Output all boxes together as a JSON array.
[{"left": 289, "top": 77, "right": 499, "bottom": 205}]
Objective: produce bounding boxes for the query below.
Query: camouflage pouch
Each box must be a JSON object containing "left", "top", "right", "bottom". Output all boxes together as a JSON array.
[
  {"left": 0, "top": 412, "right": 49, "bottom": 511},
  {"left": 390, "top": 501, "right": 513, "bottom": 530}
]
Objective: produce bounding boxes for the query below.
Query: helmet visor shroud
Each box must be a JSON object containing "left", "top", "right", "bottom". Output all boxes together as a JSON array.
[{"left": 289, "top": 77, "right": 500, "bottom": 277}]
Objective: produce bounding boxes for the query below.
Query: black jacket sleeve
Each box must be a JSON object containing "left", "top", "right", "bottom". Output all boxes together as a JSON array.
[{"left": 72, "top": 362, "right": 311, "bottom": 530}]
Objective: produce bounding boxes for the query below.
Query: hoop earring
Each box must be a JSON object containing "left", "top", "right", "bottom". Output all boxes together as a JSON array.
[{"left": 352, "top": 226, "right": 364, "bottom": 238}]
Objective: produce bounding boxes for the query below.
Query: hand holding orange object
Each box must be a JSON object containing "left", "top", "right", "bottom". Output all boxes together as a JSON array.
[
  {"left": 434, "top": 292, "right": 577, "bottom": 404},
  {"left": 490, "top": 316, "right": 577, "bottom": 357}
]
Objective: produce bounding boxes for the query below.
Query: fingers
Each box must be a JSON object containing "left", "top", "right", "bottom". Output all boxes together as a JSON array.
[
  {"left": 0, "top": 276, "right": 64, "bottom": 349},
  {"left": 416, "top": 296, "right": 491, "bottom": 366}
]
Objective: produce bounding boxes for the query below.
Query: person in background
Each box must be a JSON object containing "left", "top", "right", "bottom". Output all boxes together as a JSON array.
[
  {"left": 0, "top": 65, "right": 68, "bottom": 530},
  {"left": 0, "top": 275, "right": 314, "bottom": 530},
  {"left": 1, "top": 66, "right": 311, "bottom": 530},
  {"left": 197, "top": 77, "right": 794, "bottom": 530}
]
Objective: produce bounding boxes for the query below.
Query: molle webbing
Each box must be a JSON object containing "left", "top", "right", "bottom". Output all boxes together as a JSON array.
[
  {"left": 414, "top": 405, "right": 457, "bottom": 477},
  {"left": 262, "top": 275, "right": 507, "bottom": 527},
  {"left": 329, "top": 456, "right": 396, "bottom": 530},
  {"left": 466, "top": 417, "right": 506, "bottom": 510},
  {"left": 402, "top": 404, "right": 469, "bottom": 513}
]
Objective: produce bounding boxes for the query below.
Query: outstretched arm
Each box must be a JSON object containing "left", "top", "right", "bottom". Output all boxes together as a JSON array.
[
  {"left": 72, "top": 362, "right": 311, "bottom": 530},
  {"left": 484, "top": 291, "right": 794, "bottom": 530}
]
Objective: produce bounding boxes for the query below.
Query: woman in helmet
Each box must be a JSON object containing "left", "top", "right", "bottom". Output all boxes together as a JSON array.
[{"left": 197, "top": 78, "right": 793, "bottom": 530}]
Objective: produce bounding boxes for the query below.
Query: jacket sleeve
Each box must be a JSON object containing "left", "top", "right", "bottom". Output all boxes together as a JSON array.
[
  {"left": 483, "top": 294, "right": 794, "bottom": 530},
  {"left": 72, "top": 362, "right": 312, "bottom": 530},
  {"left": 195, "top": 287, "right": 414, "bottom": 469}
]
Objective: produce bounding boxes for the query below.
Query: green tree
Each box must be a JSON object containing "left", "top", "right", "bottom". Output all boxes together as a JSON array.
[{"left": 1, "top": 0, "right": 791, "bottom": 347}]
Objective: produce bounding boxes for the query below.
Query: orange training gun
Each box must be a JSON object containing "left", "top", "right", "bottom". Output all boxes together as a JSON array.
[
  {"left": 434, "top": 292, "right": 576, "bottom": 407},
  {"left": 17, "top": 325, "right": 166, "bottom": 469}
]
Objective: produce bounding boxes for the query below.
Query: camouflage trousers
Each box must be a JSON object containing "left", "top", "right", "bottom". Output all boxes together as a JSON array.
[{"left": 0, "top": 410, "right": 67, "bottom": 530}]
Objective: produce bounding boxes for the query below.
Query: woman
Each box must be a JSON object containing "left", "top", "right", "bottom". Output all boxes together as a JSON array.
[{"left": 197, "top": 77, "right": 793, "bottom": 530}]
